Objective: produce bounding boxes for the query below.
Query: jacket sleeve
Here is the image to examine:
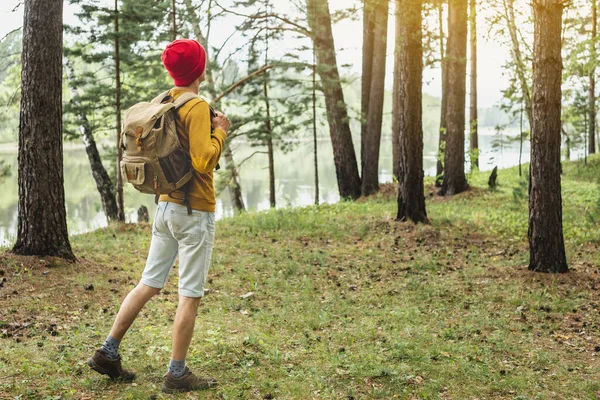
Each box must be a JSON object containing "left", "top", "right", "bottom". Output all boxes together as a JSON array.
[{"left": 183, "top": 100, "right": 227, "bottom": 174}]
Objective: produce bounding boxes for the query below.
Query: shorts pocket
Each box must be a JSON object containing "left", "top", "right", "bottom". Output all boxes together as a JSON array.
[{"left": 169, "top": 209, "right": 205, "bottom": 244}]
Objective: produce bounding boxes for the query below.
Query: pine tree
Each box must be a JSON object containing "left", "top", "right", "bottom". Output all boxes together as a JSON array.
[
  {"left": 528, "top": 0, "right": 568, "bottom": 273},
  {"left": 590, "top": 0, "right": 597, "bottom": 154},
  {"left": 230, "top": 0, "right": 314, "bottom": 209},
  {"left": 13, "top": 0, "right": 74, "bottom": 260},
  {"left": 66, "top": 0, "right": 172, "bottom": 221},
  {"left": 306, "top": 0, "right": 361, "bottom": 200},
  {"left": 469, "top": 0, "right": 479, "bottom": 169},
  {"left": 395, "top": 0, "right": 428, "bottom": 224},
  {"left": 435, "top": 0, "right": 448, "bottom": 185},
  {"left": 441, "top": 0, "right": 469, "bottom": 196},
  {"left": 361, "top": 0, "right": 389, "bottom": 196}
]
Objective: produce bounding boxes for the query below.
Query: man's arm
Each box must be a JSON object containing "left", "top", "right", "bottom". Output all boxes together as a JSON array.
[{"left": 184, "top": 101, "right": 227, "bottom": 174}]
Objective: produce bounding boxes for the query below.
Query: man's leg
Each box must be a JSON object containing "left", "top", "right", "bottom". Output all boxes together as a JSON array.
[
  {"left": 161, "top": 208, "right": 217, "bottom": 393},
  {"left": 88, "top": 202, "right": 177, "bottom": 381},
  {"left": 109, "top": 283, "right": 162, "bottom": 340},
  {"left": 171, "top": 295, "right": 202, "bottom": 361}
]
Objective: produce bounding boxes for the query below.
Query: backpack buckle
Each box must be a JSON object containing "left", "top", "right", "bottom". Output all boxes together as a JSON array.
[{"left": 135, "top": 126, "right": 144, "bottom": 151}]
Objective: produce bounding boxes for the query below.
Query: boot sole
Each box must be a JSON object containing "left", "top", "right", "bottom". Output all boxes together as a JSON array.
[
  {"left": 161, "top": 384, "right": 189, "bottom": 394},
  {"left": 86, "top": 358, "right": 135, "bottom": 382},
  {"left": 161, "top": 382, "right": 216, "bottom": 394}
]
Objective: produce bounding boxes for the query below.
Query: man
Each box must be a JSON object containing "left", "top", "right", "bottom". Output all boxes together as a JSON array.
[{"left": 86, "top": 39, "right": 230, "bottom": 394}]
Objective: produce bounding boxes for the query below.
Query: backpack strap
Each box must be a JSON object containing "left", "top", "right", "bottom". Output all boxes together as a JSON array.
[
  {"left": 173, "top": 92, "right": 200, "bottom": 109},
  {"left": 152, "top": 90, "right": 172, "bottom": 104}
]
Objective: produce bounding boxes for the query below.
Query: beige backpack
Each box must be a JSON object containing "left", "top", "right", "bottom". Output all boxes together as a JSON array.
[{"left": 119, "top": 90, "right": 198, "bottom": 214}]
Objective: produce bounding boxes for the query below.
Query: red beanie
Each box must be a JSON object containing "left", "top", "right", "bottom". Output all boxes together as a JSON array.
[{"left": 161, "top": 39, "right": 207, "bottom": 86}]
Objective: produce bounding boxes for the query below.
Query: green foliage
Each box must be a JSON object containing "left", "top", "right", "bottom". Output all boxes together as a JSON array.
[
  {"left": 511, "top": 175, "right": 528, "bottom": 205},
  {"left": 0, "top": 29, "right": 22, "bottom": 144},
  {"left": 0, "top": 160, "right": 10, "bottom": 184},
  {"left": 64, "top": 0, "right": 173, "bottom": 143}
]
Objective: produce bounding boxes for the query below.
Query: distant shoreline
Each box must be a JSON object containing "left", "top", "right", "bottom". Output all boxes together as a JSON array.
[
  {"left": 0, "top": 142, "right": 87, "bottom": 153},
  {"left": 0, "top": 126, "right": 519, "bottom": 154}
]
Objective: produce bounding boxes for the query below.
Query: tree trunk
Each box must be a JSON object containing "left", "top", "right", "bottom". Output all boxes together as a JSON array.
[
  {"left": 504, "top": 0, "right": 533, "bottom": 129},
  {"left": 469, "top": 0, "right": 479, "bottom": 169},
  {"left": 264, "top": 64, "right": 275, "bottom": 208},
  {"left": 441, "top": 0, "right": 469, "bottom": 196},
  {"left": 12, "top": 0, "right": 75, "bottom": 260},
  {"left": 225, "top": 146, "right": 246, "bottom": 212},
  {"left": 436, "top": 2, "right": 448, "bottom": 184},
  {"left": 528, "top": 0, "right": 568, "bottom": 273},
  {"left": 395, "top": 0, "right": 428, "bottom": 224},
  {"left": 114, "top": 0, "right": 125, "bottom": 221},
  {"left": 589, "top": 0, "right": 597, "bottom": 155},
  {"left": 362, "top": 0, "right": 375, "bottom": 170},
  {"left": 66, "top": 61, "right": 119, "bottom": 222},
  {"left": 184, "top": 0, "right": 214, "bottom": 96},
  {"left": 519, "top": 101, "right": 524, "bottom": 177},
  {"left": 171, "top": 0, "right": 177, "bottom": 40},
  {"left": 306, "top": 0, "right": 361, "bottom": 200},
  {"left": 362, "top": 0, "right": 389, "bottom": 196},
  {"left": 313, "top": 43, "right": 320, "bottom": 205}
]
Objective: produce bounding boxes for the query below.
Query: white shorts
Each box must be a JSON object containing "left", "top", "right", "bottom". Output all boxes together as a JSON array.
[{"left": 141, "top": 202, "right": 215, "bottom": 298}]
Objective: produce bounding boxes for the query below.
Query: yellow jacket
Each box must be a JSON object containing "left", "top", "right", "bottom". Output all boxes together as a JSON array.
[{"left": 159, "top": 88, "right": 227, "bottom": 212}]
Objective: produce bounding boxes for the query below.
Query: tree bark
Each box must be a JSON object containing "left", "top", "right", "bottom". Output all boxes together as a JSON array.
[
  {"left": 503, "top": 0, "right": 533, "bottom": 129},
  {"left": 436, "top": 2, "right": 448, "bottom": 184},
  {"left": 12, "top": 0, "right": 75, "bottom": 260},
  {"left": 528, "top": 0, "right": 568, "bottom": 273},
  {"left": 441, "top": 0, "right": 469, "bottom": 196},
  {"left": 114, "top": 0, "right": 125, "bottom": 221},
  {"left": 395, "top": 0, "right": 428, "bottom": 224},
  {"left": 519, "top": 101, "right": 524, "bottom": 176},
  {"left": 469, "top": 0, "right": 479, "bottom": 169},
  {"left": 362, "top": 0, "right": 389, "bottom": 196},
  {"left": 264, "top": 60, "right": 275, "bottom": 208},
  {"left": 225, "top": 146, "right": 246, "bottom": 213},
  {"left": 313, "top": 43, "right": 320, "bottom": 205},
  {"left": 589, "top": 0, "right": 597, "bottom": 155},
  {"left": 171, "top": 0, "right": 177, "bottom": 40},
  {"left": 362, "top": 0, "right": 375, "bottom": 168},
  {"left": 306, "top": 0, "right": 361, "bottom": 200},
  {"left": 66, "top": 61, "right": 120, "bottom": 223}
]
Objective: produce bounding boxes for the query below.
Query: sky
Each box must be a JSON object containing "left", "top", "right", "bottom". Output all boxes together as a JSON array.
[{"left": 0, "top": 0, "right": 511, "bottom": 108}]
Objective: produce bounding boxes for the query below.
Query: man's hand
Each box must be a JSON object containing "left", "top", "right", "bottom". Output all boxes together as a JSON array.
[{"left": 212, "top": 111, "right": 231, "bottom": 133}]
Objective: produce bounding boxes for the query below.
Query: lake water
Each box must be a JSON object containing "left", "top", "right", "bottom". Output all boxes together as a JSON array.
[{"left": 0, "top": 127, "right": 580, "bottom": 246}]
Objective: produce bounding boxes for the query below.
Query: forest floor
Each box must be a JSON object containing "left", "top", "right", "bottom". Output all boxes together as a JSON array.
[{"left": 1, "top": 156, "right": 600, "bottom": 400}]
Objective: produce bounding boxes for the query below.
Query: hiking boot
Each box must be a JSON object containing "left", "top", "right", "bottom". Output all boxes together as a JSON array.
[
  {"left": 86, "top": 349, "right": 136, "bottom": 382},
  {"left": 161, "top": 367, "right": 217, "bottom": 394}
]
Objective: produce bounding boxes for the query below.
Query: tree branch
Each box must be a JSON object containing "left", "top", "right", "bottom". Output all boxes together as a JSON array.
[
  {"left": 0, "top": 27, "right": 22, "bottom": 44},
  {"left": 213, "top": 65, "right": 274, "bottom": 104},
  {"left": 214, "top": 1, "right": 311, "bottom": 37}
]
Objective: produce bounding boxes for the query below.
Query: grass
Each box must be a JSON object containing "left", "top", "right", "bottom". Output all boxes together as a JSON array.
[{"left": 1, "top": 156, "right": 600, "bottom": 399}]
